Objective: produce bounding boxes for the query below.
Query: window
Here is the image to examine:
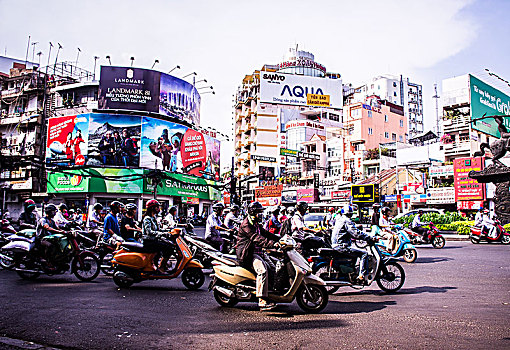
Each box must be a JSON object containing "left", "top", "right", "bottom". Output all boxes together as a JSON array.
[
  {"left": 400, "top": 120, "right": 404, "bottom": 127},
  {"left": 393, "top": 91, "right": 397, "bottom": 97},
  {"left": 329, "top": 113, "right": 339, "bottom": 122},
  {"left": 385, "top": 115, "right": 388, "bottom": 122},
  {"left": 368, "top": 111, "right": 372, "bottom": 118},
  {"left": 368, "top": 128, "right": 373, "bottom": 135},
  {"left": 399, "top": 135, "right": 403, "bottom": 142},
  {"left": 385, "top": 132, "right": 389, "bottom": 138},
  {"left": 354, "top": 143, "right": 363, "bottom": 151},
  {"left": 392, "top": 133, "right": 396, "bottom": 141}
]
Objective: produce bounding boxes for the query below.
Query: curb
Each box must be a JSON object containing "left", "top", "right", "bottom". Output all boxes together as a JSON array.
[
  {"left": 442, "top": 234, "right": 469, "bottom": 241},
  {"left": 0, "top": 336, "right": 60, "bottom": 350}
]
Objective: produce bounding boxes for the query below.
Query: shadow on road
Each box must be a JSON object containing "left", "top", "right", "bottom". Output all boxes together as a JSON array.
[
  {"left": 398, "top": 285, "right": 457, "bottom": 295},
  {"left": 416, "top": 257, "right": 453, "bottom": 264}
]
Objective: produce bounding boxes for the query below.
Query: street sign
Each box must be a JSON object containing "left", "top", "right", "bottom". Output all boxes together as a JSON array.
[
  {"left": 250, "top": 154, "right": 276, "bottom": 162},
  {"left": 280, "top": 148, "right": 320, "bottom": 160}
]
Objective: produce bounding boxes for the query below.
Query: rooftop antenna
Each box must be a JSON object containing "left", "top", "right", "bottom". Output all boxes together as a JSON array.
[
  {"left": 432, "top": 84, "right": 440, "bottom": 135},
  {"left": 36, "top": 51, "right": 42, "bottom": 67},
  {"left": 25, "top": 35, "right": 31, "bottom": 65},
  {"left": 53, "top": 43, "right": 62, "bottom": 74},
  {"left": 31, "top": 41, "right": 38, "bottom": 64},
  {"left": 75, "top": 47, "right": 81, "bottom": 67}
]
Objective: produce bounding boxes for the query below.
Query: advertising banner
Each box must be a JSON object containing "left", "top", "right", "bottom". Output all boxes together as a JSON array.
[
  {"left": 458, "top": 200, "right": 484, "bottom": 210},
  {"left": 426, "top": 187, "right": 456, "bottom": 204},
  {"left": 144, "top": 172, "right": 221, "bottom": 201},
  {"left": 454, "top": 157, "right": 485, "bottom": 201},
  {"left": 88, "top": 168, "right": 143, "bottom": 194},
  {"left": 98, "top": 66, "right": 200, "bottom": 125},
  {"left": 383, "top": 195, "right": 397, "bottom": 202},
  {"left": 260, "top": 72, "right": 342, "bottom": 109},
  {"left": 257, "top": 197, "right": 282, "bottom": 207},
  {"left": 47, "top": 170, "right": 89, "bottom": 193},
  {"left": 306, "top": 93, "right": 330, "bottom": 107},
  {"left": 332, "top": 190, "right": 351, "bottom": 201},
  {"left": 429, "top": 165, "right": 454, "bottom": 177},
  {"left": 280, "top": 148, "right": 320, "bottom": 160},
  {"left": 255, "top": 185, "right": 283, "bottom": 198},
  {"left": 470, "top": 74, "right": 510, "bottom": 137},
  {"left": 351, "top": 184, "right": 379, "bottom": 203},
  {"left": 281, "top": 190, "right": 297, "bottom": 203},
  {"left": 297, "top": 188, "right": 318, "bottom": 203},
  {"left": 140, "top": 116, "right": 220, "bottom": 180},
  {"left": 46, "top": 114, "right": 89, "bottom": 166}
]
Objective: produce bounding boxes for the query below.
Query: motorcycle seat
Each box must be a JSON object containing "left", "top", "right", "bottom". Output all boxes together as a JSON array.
[
  {"left": 9, "top": 235, "right": 35, "bottom": 243},
  {"left": 121, "top": 242, "right": 157, "bottom": 253}
]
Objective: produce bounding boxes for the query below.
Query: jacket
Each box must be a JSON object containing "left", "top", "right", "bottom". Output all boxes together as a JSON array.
[
  {"left": 331, "top": 215, "right": 370, "bottom": 250},
  {"left": 236, "top": 216, "right": 279, "bottom": 267}
]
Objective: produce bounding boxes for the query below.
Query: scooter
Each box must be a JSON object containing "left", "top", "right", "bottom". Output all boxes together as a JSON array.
[
  {"left": 371, "top": 225, "right": 417, "bottom": 263},
  {"left": 470, "top": 219, "right": 510, "bottom": 244},
  {"left": 111, "top": 228, "right": 205, "bottom": 289},
  {"left": 308, "top": 239, "right": 406, "bottom": 295},
  {"left": 209, "top": 234, "right": 329, "bottom": 313},
  {"left": 0, "top": 224, "right": 36, "bottom": 269},
  {"left": 405, "top": 222, "right": 445, "bottom": 249}
]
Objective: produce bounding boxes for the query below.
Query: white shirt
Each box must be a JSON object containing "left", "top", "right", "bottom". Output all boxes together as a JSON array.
[
  {"left": 223, "top": 212, "right": 240, "bottom": 229},
  {"left": 165, "top": 213, "right": 177, "bottom": 229},
  {"left": 411, "top": 214, "right": 426, "bottom": 228},
  {"left": 291, "top": 212, "right": 306, "bottom": 240},
  {"left": 481, "top": 214, "right": 494, "bottom": 227},
  {"left": 474, "top": 212, "right": 483, "bottom": 227},
  {"left": 54, "top": 211, "right": 71, "bottom": 229},
  {"left": 88, "top": 211, "right": 102, "bottom": 229},
  {"left": 379, "top": 215, "right": 391, "bottom": 227},
  {"left": 205, "top": 213, "right": 222, "bottom": 240}
]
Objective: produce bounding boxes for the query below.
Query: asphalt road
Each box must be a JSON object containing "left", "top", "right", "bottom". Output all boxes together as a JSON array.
[{"left": 0, "top": 241, "right": 509, "bottom": 350}]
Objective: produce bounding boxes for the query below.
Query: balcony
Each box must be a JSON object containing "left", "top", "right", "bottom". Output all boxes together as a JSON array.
[
  {"left": 1, "top": 87, "right": 22, "bottom": 98},
  {"left": 443, "top": 140, "right": 471, "bottom": 156},
  {"left": 0, "top": 112, "right": 40, "bottom": 125}
]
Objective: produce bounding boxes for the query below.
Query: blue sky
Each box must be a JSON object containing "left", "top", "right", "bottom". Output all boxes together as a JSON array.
[{"left": 1, "top": 0, "right": 509, "bottom": 167}]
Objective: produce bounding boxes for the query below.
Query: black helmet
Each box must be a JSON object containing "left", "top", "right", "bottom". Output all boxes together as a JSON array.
[
  {"left": 169, "top": 206, "right": 177, "bottom": 214},
  {"left": 76, "top": 208, "right": 82, "bottom": 214},
  {"left": 231, "top": 204, "right": 240, "bottom": 211},
  {"left": 212, "top": 203, "right": 224, "bottom": 213},
  {"left": 247, "top": 201, "right": 264, "bottom": 216},
  {"left": 271, "top": 206, "right": 280, "bottom": 214},
  {"left": 110, "top": 201, "right": 124, "bottom": 211},
  {"left": 93, "top": 203, "right": 103, "bottom": 211},
  {"left": 126, "top": 203, "right": 137, "bottom": 212},
  {"left": 287, "top": 206, "right": 296, "bottom": 216},
  {"left": 59, "top": 203, "right": 68, "bottom": 211},
  {"left": 45, "top": 204, "right": 58, "bottom": 214},
  {"left": 296, "top": 202, "right": 309, "bottom": 213},
  {"left": 381, "top": 207, "right": 390, "bottom": 215}
]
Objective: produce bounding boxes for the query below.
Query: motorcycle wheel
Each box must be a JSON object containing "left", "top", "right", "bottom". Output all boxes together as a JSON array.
[
  {"left": 314, "top": 266, "right": 340, "bottom": 294},
  {"left": 296, "top": 284, "right": 329, "bottom": 313},
  {"left": 181, "top": 268, "right": 205, "bottom": 290},
  {"left": 354, "top": 240, "right": 367, "bottom": 249},
  {"left": 470, "top": 235, "right": 480, "bottom": 244},
  {"left": 376, "top": 261, "right": 405, "bottom": 293},
  {"left": 72, "top": 251, "right": 100, "bottom": 282},
  {"left": 501, "top": 235, "right": 510, "bottom": 245},
  {"left": 403, "top": 249, "right": 417, "bottom": 263},
  {"left": 213, "top": 288, "right": 238, "bottom": 307},
  {"left": 100, "top": 252, "right": 115, "bottom": 276},
  {"left": 0, "top": 250, "right": 15, "bottom": 269},
  {"left": 432, "top": 235, "right": 445, "bottom": 249},
  {"left": 113, "top": 270, "right": 134, "bottom": 288}
]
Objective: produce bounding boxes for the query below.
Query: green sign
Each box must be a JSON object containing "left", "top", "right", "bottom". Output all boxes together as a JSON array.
[
  {"left": 470, "top": 74, "right": 510, "bottom": 137},
  {"left": 144, "top": 172, "right": 221, "bottom": 201},
  {"left": 47, "top": 170, "right": 89, "bottom": 193},
  {"left": 280, "top": 148, "right": 320, "bottom": 160},
  {"left": 280, "top": 148, "right": 298, "bottom": 157},
  {"left": 88, "top": 168, "right": 143, "bottom": 194}
]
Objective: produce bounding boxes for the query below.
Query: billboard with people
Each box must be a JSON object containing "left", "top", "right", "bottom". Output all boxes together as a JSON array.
[{"left": 46, "top": 114, "right": 90, "bottom": 166}]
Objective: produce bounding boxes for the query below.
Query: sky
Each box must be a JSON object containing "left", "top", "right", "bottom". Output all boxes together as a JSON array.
[{"left": 1, "top": 0, "right": 509, "bottom": 169}]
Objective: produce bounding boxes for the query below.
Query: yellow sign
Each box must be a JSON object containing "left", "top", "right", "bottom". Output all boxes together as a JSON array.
[{"left": 307, "top": 93, "right": 330, "bottom": 107}]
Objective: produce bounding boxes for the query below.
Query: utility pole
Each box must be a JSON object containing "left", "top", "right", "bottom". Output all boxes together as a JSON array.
[{"left": 433, "top": 84, "right": 440, "bottom": 136}]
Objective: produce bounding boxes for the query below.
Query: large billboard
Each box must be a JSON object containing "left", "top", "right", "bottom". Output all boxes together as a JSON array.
[
  {"left": 98, "top": 66, "right": 200, "bottom": 125},
  {"left": 144, "top": 173, "right": 221, "bottom": 201},
  {"left": 470, "top": 74, "right": 510, "bottom": 137},
  {"left": 46, "top": 114, "right": 90, "bottom": 166},
  {"left": 260, "top": 72, "right": 342, "bottom": 109}
]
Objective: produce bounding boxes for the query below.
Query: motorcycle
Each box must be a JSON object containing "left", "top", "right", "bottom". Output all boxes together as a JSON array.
[
  {"left": 405, "top": 222, "right": 445, "bottom": 249},
  {"left": 308, "top": 239, "right": 406, "bottom": 295},
  {"left": 0, "top": 228, "right": 36, "bottom": 269},
  {"left": 470, "top": 219, "right": 510, "bottom": 244},
  {"left": 0, "top": 229, "right": 101, "bottom": 281},
  {"left": 209, "top": 234, "right": 329, "bottom": 313},
  {"left": 111, "top": 228, "right": 205, "bottom": 289},
  {"left": 371, "top": 225, "right": 417, "bottom": 263}
]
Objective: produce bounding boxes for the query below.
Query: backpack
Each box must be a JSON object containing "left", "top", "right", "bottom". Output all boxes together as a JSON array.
[{"left": 279, "top": 217, "right": 292, "bottom": 237}]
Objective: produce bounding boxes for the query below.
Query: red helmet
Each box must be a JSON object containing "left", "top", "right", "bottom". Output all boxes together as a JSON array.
[
  {"left": 329, "top": 207, "right": 335, "bottom": 213},
  {"left": 146, "top": 199, "right": 161, "bottom": 210},
  {"left": 24, "top": 199, "right": 36, "bottom": 210}
]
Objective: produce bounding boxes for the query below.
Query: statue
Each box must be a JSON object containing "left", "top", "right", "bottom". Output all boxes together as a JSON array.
[{"left": 473, "top": 115, "right": 510, "bottom": 166}]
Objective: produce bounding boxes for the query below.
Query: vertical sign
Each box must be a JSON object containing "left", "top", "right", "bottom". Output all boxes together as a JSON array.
[{"left": 454, "top": 157, "right": 485, "bottom": 201}]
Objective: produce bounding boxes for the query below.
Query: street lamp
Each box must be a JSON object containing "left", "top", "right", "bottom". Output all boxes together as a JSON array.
[
  {"left": 201, "top": 91, "right": 215, "bottom": 95},
  {"left": 151, "top": 59, "right": 159, "bottom": 69},
  {"left": 168, "top": 65, "right": 180, "bottom": 74},
  {"left": 130, "top": 56, "right": 135, "bottom": 67},
  {"left": 106, "top": 55, "right": 111, "bottom": 65},
  {"left": 182, "top": 72, "right": 197, "bottom": 79},
  {"left": 197, "top": 86, "right": 213, "bottom": 90},
  {"left": 195, "top": 79, "right": 207, "bottom": 84}
]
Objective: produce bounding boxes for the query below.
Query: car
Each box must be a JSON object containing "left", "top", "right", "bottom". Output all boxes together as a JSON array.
[
  {"left": 393, "top": 208, "right": 444, "bottom": 221},
  {"left": 303, "top": 213, "right": 327, "bottom": 228}
]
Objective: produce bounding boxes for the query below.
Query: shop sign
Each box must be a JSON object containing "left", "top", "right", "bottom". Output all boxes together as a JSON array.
[
  {"left": 6, "top": 178, "right": 33, "bottom": 190},
  {"left": 186, "top": 197, "right": 200, "bottom": 205},
  {"left": 281, "top": 190, "right": 297, "bottom": 203},
  {"left": 223, "top": 191, "right": 231, "bottom": 205},
  {"left": 332, "top": 190, "right": 350, "bottom": 201},
  {"left": 297, "top": 188, "right": 318, "bottom": 203},
  {"left": 383, "top": 195, "right": 397, "bottom": 202},
  {"left": 251, "top": 154, "right": 276, "bottom": 162},
  {"left": 280, "top": 148, "right": 320, "bottom": 160},
  {"left": 307, "top": 93, "right": 330, "bottom": 107},
  {"left": 426, "top": 187, "right": 456, "bottom": 204},
  {"left": 351, "top": 184, "right": 379, "bottom": 203},
  {"left": 285, "top": 120, "right": 325, "bottom": 131},
  {"left": 257, "top": 197, "right": 281, "bottom": 207},
  {"left": 457, "top": 200, "right": 484, "bottom": 210},
  {"left": 454, "top": 157, "right": 485, "bottom": 201},
  {"left": 255, "top": 185, "right": 283, "bottom": 199},
  {"left": 144, "top": 172, "right": 221, "bottom": 201},
  {"left": 88, "top": 168, "right": 144, "bottom": 194},
  {"left": 429, "top": 165, "right": 454, "bottom": 177},
  {"left": 47, "top": 170, "right": 88, "bottom": 193}
]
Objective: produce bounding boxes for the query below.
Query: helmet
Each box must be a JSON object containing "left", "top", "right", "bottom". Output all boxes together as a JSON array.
[
  {"left": 280, "top": 207, "right": 287, "bottom": 214},
  {"left": 418, "top": 209, "right": 424, "bottom": 215},
  {"left": 93, "top": 203, "right": 103, "bottom": 211},
  {"left": 76, "top": 208, "right": 82, "bottom": 214},
  {"left": 230, "top": 204, "right": 240, "bottom": 211},
  {"left": 126, "top": 203, "right": 137, "bottom": 212},
  {"left": 146, "top": 199, "right": 161, "bottom": 210},
  {"left": 381, "top": 207, "right": 391, "bottom": 215},
  {"left": 247, "top": 201, "right": 264, "bottom": 216},
  {"left": 372, "top": 203, "right": 381, "bottom": 208},
  {"left": 59, "top": 203, "right": 68, "bottom": 211},
  {"left": 110, "top": 201, "right": 124, "bottom": 211},
  {"left": 271, "top": 206, "right": 280, "bottom": 214},
  {"left": 24, "top": 199, "right": 36, "bottom": 210},
  {"left": 341, "top": 205, "right": 354, "bottom": 216},
  {"left": 328, "top": 207, "right": 335, "bottom": 213},
  {"left": 287, "top": 206, "right": 296, "bottom": 216},
  {"left": 212, "top": 203, "right": 225, "bottom": 213},
  {"left": 68, "top": 209, "right": 75, "bottom": 214},
  {"left": 169, "top": 206, "right": 177, "bottom": 214},
  {"left": 296, "top": 202, "right": 309, "bottom": 213},
  {"left": 45, "top": 204, "right": 58, "bottom": 214}
]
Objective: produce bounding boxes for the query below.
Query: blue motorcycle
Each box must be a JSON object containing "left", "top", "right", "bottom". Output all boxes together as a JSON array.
[{"left": 370, "top": 225, "right": 417, "bottom": 263}]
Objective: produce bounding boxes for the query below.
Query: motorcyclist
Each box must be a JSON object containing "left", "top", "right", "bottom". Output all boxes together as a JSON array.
[
  {"left": 291, "top": 202, "right": 317, "bottom": 241},
  {"left": 18, "top": 199, "right": 38, "bottom": 229},
  {"left": 411, "top": 210, "right": 428, "bottom": 242},
  {"left": 54, "top": 204, "right": 72, "bottom": 229},
  {"left": 371, "top": 204, "right": 381, "bottom": 227},
  {"left": 35, "top": 204, "right": 66, "bottom": 262},
  {"left": 141, "top": 200, "right": 175, "bottom": 273},
  {"left": 331, "top": 205, "right": 375, "bottom": 282},
  {"left": 474, "top": 208, "right": 483, "bottom": 228},
  {"left": 87, "top": 203, "right": 104, "bottom": 238},
  {"left": 324, "top": 207, "right": 335, "bottom": 227},
  {"left": 378, "top": 207, "right": 396, "bottom": 254},
  {"left": 164, "top": 206, "right": 178, "bottom": 230},
  {"left": 236, "top": 201, "right": 280, "bottom": 311},
  {"left": 205, "top": 203, "right": 233, "bottom": 253},
  {"left": 481, "top": 209, "right": 497, "bottom": 239},
  {"left": 120, "top": 203, "right": 142, "bottom": 242},
  {"left": 103, "top": 201, "right": 125, "bottom": 249},
  {"left": 224, "top": 204, "right": 242, "bottom": 230},
  {"left": 265, "top": 206, "right": 282, "bottom": 235}
]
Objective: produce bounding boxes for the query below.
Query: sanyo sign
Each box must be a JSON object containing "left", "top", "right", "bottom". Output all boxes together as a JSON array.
[{"left": 260, "top": 72, "right": 343, "bottom": 109}]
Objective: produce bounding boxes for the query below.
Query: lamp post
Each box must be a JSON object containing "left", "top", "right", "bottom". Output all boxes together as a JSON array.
[
  {"left": 130, "top": 57, "right": 135, "bottom": 67},
  {"left": 182, "top": 72, "right": 197, "bottom": 79},
  {"left": 93, "top": 56, "right": 99, "bottom": 80},
  {"left": 197, "top": 85, "right": 213, "bottom": 90},
  {"left": 151, "top": 59, "right": 159, "bottom": 69},
  {"left": 106, "top": 55, "right": 111, "bottom": 65},
  {"left": 168, "top": 65, "right": 180, "bottom": 74}
]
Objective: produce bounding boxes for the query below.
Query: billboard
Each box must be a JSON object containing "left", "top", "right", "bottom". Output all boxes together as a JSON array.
[
  {"left": 426, "top": 187, "right": 456, "bottom": 204},
  {"left": 140, "top": 116, "right": 220, "bottom": 180},
  {"left": 260, "top": 72, "right": 342, "bottom": 109},
  {"left": 46, "top": 114, "right": 90, "bottom": 166},
  {"left": 144, "top": 172, "right": 221, "bottom": 201},
  {"left": 98, "top": 66, "right": 200, "bottom": 125},
  {"left": 470, "top": 74, "right": 510, "bottom": 138},
  {"left": 454, "top": 157, "right": 485, "bottom": 201},
  {"left": 255, "top": 185, "right": 283, "bottom": 199},
  {"left": 47, "top": 170, "right": 89, "bottom": 193},
  {"left": 297, "top": 188, "right": 318, "bottom": 203},
  {"left": 88, "top": 168, "right": 143, "bottom": 194},
  {"left": 351, "top": 184, "right": 380, "bottom": 203}
]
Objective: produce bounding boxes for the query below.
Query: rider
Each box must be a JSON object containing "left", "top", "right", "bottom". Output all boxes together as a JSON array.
[
  {"left": 331, "top": 205, "right": 375, "bottom": 282},
  {"left": 120, "top": 203, "right": 142, "bottom": 242},
  {"left": 103, "top": 201, "right": 125, "bottom": 249},
  {"left": 224, "top": 204, "right": 242, "bottom": 230},
  {"left": 411, "top": 210, "right": 428, "bottom": 242},
  {"left": 205, "top": 203, "right": 232, "bottom": 252},
  {"left": 142, "top": 200, "right": 175, "bottom": 273},
  {"left": 236, "top": 201, "right": 280, "bottom": 311},
  {"left": 474, "top": 207, "right": 483, "bottom": 228},
  {"left": 371, "top": 204, "right": 381, "bottom": 227},
  {"left": 164, "top": 206, "right": 178, "bottom": 230},
  {"left": 278, "top": 207, "right": 288, "bottom": 223},
  {"left": 291, "top": 202, "right": 317, "bottom": 242},
  {"left": 324, "top": 207, "right": 335, "bottom": 227},
  {"left": 35, "top": 204, "right": 66, "bottom": 262},
  {"left": 266, "top": 206, "right": 282, "bottom": 235},
  {"left": 54, "top": 204, "right": 72, "bottom": 230},
  {"left": 379, "top": 207, "right": 396, "bottom": 254},
  {"left": 481, "top": 209, "right": 497, "bottom": 239},
  {"left": 18, "top": 199, "right": 38, "bottom": 229},
  {"left": 88, "top": 203, "right": 104, "bottom": 239}
]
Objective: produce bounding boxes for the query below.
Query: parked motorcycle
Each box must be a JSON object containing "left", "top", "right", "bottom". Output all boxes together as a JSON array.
[
  {"left": 0, "top": 229, "right": 100, "bottom": 281},
  {"left": 405, "top": 222, "right": 445, "bottom": 249},
  {"left": 470, "top": 219, "right": 510, "bottom": 244},
  {"left": 209, "top": 234, "right": 329, "bottom": 313},
  {"left": 371, "top": 225, "right": 417, "bottom": 263},
  {"left": 111, "top": 228, "right": 205, "bottom": 289},
  {"left": 308, "top": 239, "right": 406, "bottom": 294},
  {"left": 1, "top": 225, "right": 36, "bottom": 269}
]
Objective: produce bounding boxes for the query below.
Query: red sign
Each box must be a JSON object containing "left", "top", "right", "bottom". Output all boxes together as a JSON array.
[
  {"left": 255, "top": 185, "right": 283, "bottom": 199},
  {"left": 223, "top": 191, "right": 231, "bottom": 206},
  {"left": 257, "top": 197, "right": 281, "bottom": 207},
  {"left": 457, "top": 200, "right": 483, "bottom": 210},
  {"left": 454, "top": 157, "right": 485, "bottom": 201},
  {"left": 297, "top": 188, "right": 318, "bottom": 203},
  {"left": 181, "top": 129, "right": 207, "bottom": 177},
  {"left": 331, "top": 190, "right": 350, "bottom": 201}
]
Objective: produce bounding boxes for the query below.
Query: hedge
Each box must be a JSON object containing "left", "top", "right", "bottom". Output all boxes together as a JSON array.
[
  {"left": 436, "top": 221, "right": 474, "bottom": 235},
  {"left": 504, "top": 223, "right": 510, "bottom": 232},
  {"left": 393, "top": 212, "right": 467, "bottom": 228}
]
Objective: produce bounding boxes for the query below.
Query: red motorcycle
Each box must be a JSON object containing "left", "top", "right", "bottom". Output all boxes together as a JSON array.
[
  {"left": 470, "top": 219, "right": 510, "bottom": 244},
  {"left": 405, "top": 222, "right": 445, "bottom": 249}
]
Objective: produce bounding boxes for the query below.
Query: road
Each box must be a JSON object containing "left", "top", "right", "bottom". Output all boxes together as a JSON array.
[{"left": 0, "top": 241, "right": 509, "bottom": 350}]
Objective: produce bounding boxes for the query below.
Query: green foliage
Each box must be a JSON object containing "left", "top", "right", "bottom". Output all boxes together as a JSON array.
[
  {"left": 431, "top": 221, "right": 474, "bottom": 235},
  {"left": 393, "top": 212, "right": 467, "bottom": 228}
]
